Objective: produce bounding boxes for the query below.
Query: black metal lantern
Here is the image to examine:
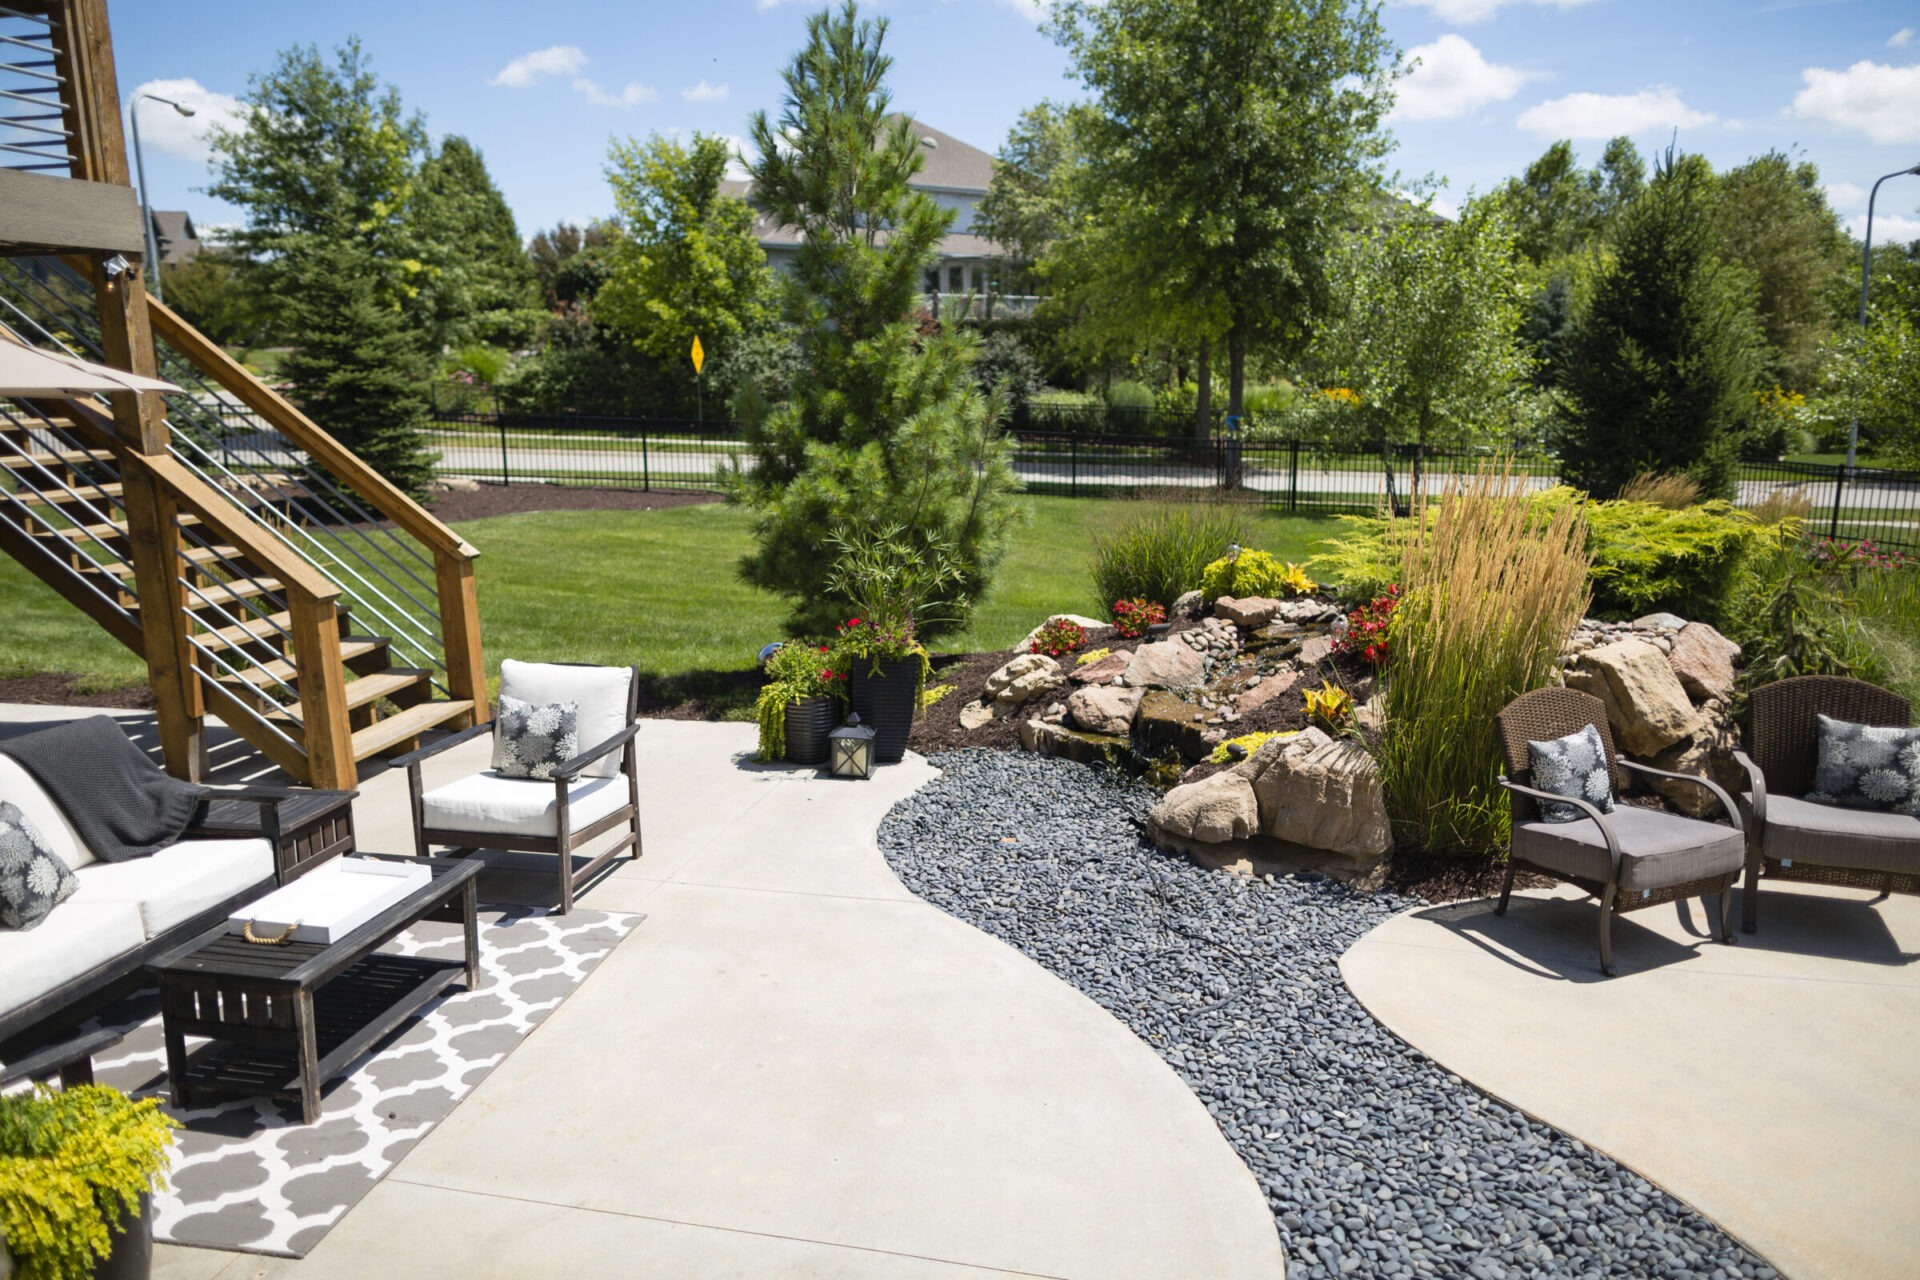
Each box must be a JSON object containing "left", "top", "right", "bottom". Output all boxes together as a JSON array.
[{"left": 828, "top": 712, "right": 878, "bottom": 779}]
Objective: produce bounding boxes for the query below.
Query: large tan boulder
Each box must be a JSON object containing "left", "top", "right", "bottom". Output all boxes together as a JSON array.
[
  {"left": 1644, "top": 698, "right": 1746, "bottom": 817},
  {"left": 1563, "top": 639, "right": 1702, "bottom": 757},
  {"left": 1067, "top": 684, "right": 1144, "bottom": 735},
  {"left": 1235, "top": 669, "right": 1300, "bottom": 714},
  {"left": 1215, "top": 596, "right": 1282, "bottom": 628},
  {"left": 1234, "top": 727, "right": 1392, "bottom": 859},
  {"left": 1128, "top": 639, "right": 1205, "bottom": 689},
  {"left": 1148, "top": 772, "right": 1260, "bottom": 843},
  {"left": 1666, "top": 623, "right": 1740, "bottom": 704},
  {"left": 985, "top": 653, "right": 1065, "bottom": 708},
  {"left": 1070, "top": 649, "right": 1133, "bottom": 685}
]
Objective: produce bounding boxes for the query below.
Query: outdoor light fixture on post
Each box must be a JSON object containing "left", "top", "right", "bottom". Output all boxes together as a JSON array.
[
  {"left": 1846, "top": 162, "right": 1920, "bottom": 471},
  {"left": 828, "top": 713, "right": 877, "bottom": 779},
  {"left": 130, "top": 92, "right": 196, "bottom": 305}
]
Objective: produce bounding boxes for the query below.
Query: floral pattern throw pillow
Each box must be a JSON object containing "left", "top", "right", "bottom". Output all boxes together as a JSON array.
[
  {"left": 0, "top": 800, "right": 78, "bottom": 930},
  {"left": 1526, "top": 724, "right": 1616, "bottom": 824},
  {"left": 492, "top": 695, "right": 581, "bottom": 781},
  {"left": 1808, "top": 715, "right": 1920, "bottom": 815}
]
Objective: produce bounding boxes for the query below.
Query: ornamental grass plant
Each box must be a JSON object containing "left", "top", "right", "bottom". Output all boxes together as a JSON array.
[
  {"left": 1089, "top": 496, "right": 1246, "bottom": 610},
  {"left": 1379, "top": 465, "right": 1591, "bottom": 855}
]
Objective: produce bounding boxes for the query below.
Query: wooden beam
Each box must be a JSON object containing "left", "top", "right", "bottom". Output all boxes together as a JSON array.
[
  {"left": 0, "top": 171, "right": 145, "bottom": 257},
  {"left": 436, "top": 554, "right": 488, "bottom": 726},
  {"left": 288, "top": 592, "right": 355, "bottom": 789},
  {"left": 51, "top": 0, "right": 131, "bottom": 187}
]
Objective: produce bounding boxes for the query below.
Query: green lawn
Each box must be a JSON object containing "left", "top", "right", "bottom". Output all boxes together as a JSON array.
[{"left": 0, "top": 496, "right": 1339, "bottom": 702}]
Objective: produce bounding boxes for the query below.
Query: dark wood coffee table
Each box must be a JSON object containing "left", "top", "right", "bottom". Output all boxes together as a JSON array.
[{"left": 148, "top": 854, "right": 483, "bottom": 1123}]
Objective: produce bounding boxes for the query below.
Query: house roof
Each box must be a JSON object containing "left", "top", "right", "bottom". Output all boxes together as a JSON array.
[
  {"left": 148, "top": 210, "right": 200, "bottom": 265},
  {"left": 900, "top": 118, "right": 994, "bottom": 194}
]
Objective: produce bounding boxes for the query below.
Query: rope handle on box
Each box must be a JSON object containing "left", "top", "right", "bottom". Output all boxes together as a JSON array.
[{"left": 241, "top": 919, "right": 300, "bottom": 946}]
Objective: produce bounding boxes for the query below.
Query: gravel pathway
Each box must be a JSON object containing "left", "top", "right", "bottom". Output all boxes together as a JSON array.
[{"left": 878, "top": 750, "right": 1774, "bottom": 1280}]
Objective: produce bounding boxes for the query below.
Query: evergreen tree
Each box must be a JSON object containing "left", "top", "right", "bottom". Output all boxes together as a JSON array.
[
  {"left": 1556, "top": 152, "right": 1766, "bottom": 499},
  {"left": 733, "top": 1, "right": 1018, "bottom": 636},
  {"left": 277, "top": 238, "right": 438, "bottom": 496},
  {"left": 413, "top": 135, "right": 541, "bottom": 349}
]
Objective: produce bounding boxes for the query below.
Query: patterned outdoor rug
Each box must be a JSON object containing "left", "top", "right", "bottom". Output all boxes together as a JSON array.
[{"left": 79, "top": 905, "right": 640, "bottom": 1258}]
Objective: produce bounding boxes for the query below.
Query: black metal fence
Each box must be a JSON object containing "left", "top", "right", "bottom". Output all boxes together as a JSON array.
[{"left": 423, "top": 411, "right": 1920, "bottom": 549}]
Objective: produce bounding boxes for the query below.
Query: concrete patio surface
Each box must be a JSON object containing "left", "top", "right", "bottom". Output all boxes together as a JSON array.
[
  {"left": 1340, "top": 882, "right": 1920, "bottom": 1280},
  {"left": 0, "top": 707, "right": 1281, "bottom": 1280}
]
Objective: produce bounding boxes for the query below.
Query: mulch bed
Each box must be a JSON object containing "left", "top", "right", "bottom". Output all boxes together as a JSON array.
[
  {"left": 425, "top": 483, "right": 721, "bottom": 523},
  {"left": 0, "top": 673, "right": 153, "bottom": 708}
]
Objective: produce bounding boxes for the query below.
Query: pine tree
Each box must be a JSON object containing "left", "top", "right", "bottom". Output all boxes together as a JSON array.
[
  {"left": 1555, "top": 152, "right": 1765, "bottom": 500},
  {"left": 732, "top": 1, "right": 1018, "bottom": 636},
  {"left": 278, "top": 238, "right": 438, "bottom": 497}
]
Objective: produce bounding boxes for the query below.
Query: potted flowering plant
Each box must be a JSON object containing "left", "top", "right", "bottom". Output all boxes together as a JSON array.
[
  {"left": 1, "top": 1083, "right": 174, "bottom": 1280},
  {"left": 754, "top": 641, "right": 844, "bottom": 765},
  {"left": 824, "top": 525, "right": 967, "bottom": 764}
]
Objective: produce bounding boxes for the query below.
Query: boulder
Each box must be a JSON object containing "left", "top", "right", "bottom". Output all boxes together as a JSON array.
[
  {"left": 985, "top": 653, "right": 1065, "bottom": 708},
  {"left": 1014, "top": 614, "right": 1107, "bottom": 655},
  {"left": 1632, "top": 612, "right": 1689, "bottom": 632},
  {"left": 1134, "top": 689, "right": 1213, "bottom": 761},
  {"left": 1215, "top": 596, "right": 1282, "bottom": 628},
  {"left": 1068, "top": 684, "right": 1144, "bottom": 735},
  {"left": 1562, "top": 639, "right": 1702, "bottom": 757},
  {"left": 1147, "top": 773, "right": 1259, "bottom": 843},
  {"left": 1235, "top": 727, "right": 1392, "bottom": 860},
  {"left": 1644, "top": 698, "right": 1745, "bottom": 818},
  {"left": 1070, "top": 649, "right": 1134, "bottom": 685},
  {"left": 958, "top": 699, "right": 1002, "bottom": 731},
  {"left": 1171, "top": 590, "right": 1204, "bottom": 620},
  {"left": 1277, "top": 598, "right": 1334, "bottom": 624},
  {"left": 1666, "top": 623, "right": 1740, "bottom": 704},
  {"left": 1296, "top": 635, "right": 1335, "bottom": 667},
  {"left": 1128, "top": 639, "right": 1206, "bottom": 689},
  {"left": 1019, "top": 717, "right": 1130, "bottom": 765},
  {"left": 1235, "top": 668, "right": 1301, "bottom": 714}
]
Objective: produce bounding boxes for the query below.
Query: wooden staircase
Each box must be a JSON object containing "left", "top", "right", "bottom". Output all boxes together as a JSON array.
[{"left": 0, "top": 0, "right": 486, "bottom": 787}]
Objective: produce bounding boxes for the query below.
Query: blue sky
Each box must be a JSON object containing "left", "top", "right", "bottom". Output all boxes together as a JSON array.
[{"left": 110, "top": 0, "right": 1920, "bottom": 247}]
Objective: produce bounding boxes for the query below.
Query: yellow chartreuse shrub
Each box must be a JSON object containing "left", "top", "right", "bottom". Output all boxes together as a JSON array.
[
  {"left": 1206, "top": 729, "right": 1298, "bottom": 764},
  {"left": 1304, "top": 680, "right": 1353, "bottom": 730},
  {"left": 1198, "top": 550, "right": 1315, "bottom": 603},
  {"left": 1075, "top": 647, "right": 1113, "bottom": 667}
]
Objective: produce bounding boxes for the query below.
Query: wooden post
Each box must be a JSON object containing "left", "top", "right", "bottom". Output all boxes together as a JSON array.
[
  {"left": 289, "top": 591, "right": 355, "bottom": 789},
  {"left": 436, "top": 553, "right": 488, "bottom": 726}
]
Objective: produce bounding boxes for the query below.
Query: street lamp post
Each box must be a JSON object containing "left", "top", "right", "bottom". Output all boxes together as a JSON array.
[
  {"left": 1847, "top": 163, "right": 1920, "bottom": 471},
  {"left": 129, "top": 91, "right": 196, "bottom": 307}
]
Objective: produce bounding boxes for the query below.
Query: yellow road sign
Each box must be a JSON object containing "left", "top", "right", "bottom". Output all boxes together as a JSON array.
[{"left": 691, "top": 336, "right": 705, "bottom": 374}]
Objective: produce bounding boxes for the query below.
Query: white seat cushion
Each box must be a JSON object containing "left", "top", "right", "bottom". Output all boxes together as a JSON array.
[
  {"left": 0, "top": 752, "right": 94, "bottom": 870},
  {"left": 496, "top": 661, "right": 633, "bottom": 779},
  {"left": 0, "top": 899, "right": 145, "bottom": 1017},
  {"left": 72, "top": 838, "right": 274, "bottom": 939},
  {"left": 421, "top": 772, "right": 629, "bottom": 839}
]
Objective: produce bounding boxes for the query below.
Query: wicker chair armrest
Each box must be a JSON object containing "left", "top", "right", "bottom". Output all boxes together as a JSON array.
[
  {"left": 390, "top": 719, "right": 496, "bottom": 770},
  {"left": 1731, "top": 750, "right": 1767, "bottom": 829},
  {"left": 1616, "top": 760, "right": 1743, "bottom": 832},
  {"left": 552, "top": 722, "right": 644, "bottom": 782},
  {"left": 1497, "top": 775, "right": 1623, "bottom": 868}
]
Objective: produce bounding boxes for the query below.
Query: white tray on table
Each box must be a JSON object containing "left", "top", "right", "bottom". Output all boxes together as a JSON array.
[{"left": 226, "top": 857, "right": 432, "bottom": 946}]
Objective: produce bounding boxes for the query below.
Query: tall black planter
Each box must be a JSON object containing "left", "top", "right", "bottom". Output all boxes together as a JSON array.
[
  {"left": 783, "top": 696, "right": 838, "bottom": 765},
  {"left": 93, "top": 1192, "right": 152, "bottom": 1280},
  {"left": 847, "top": 655, "right": 919, "bottom": 763}
]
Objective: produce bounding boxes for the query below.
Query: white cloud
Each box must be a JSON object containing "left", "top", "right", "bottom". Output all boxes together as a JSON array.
[
  {"left": 1392, "top": 35, "right": 1540, "bottom": 121},
  {"left": 488, "top": 45, "right": 586, "bottom": 88},
  {"left": 1789, "top": 60, "right": 1920, "bottom": 144},
  {"left": 1849, "top": 212, "right": 1920, "bottom": 243},
  {"left": 124, "top": 78, "right": 244, "bottom": 163},
  {"left": 996, "top": 0, "right": 1049, "bottom": 18},
  {"left": 682, "top": 79, "right": 730, "bottom": 102},
  {"left": 572, "top": 77, "right": 657, "bottom": 107},
  {"left": 1824, "top": 180, "right": 1867, "bottom": 209},
  {"left": 1396, "top": 0, "right": 1598, "bottom": 25},
  {"left": 1891, "top": 27, "right": 1914, "bottom": 49},
  {"left": 1517, "top": 86, "right": 1717, "bottom": 138}
]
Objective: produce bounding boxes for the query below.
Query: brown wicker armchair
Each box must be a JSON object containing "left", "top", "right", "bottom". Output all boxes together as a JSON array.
[
  {"left": 1495, "top": 687, "right": 1745, "bottom": 976},
  {"left": 1734, "top": 675, "right": 1918, "bottom": 934}
]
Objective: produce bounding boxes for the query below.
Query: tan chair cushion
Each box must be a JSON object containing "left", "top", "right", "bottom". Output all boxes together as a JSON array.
[
  {"left": 72, "top": 837, "right": 274, "bottom": 938},
  {"left": 496, "top": 661, "right": 632, "bottom": 780},
  {"left": 1513, "top": 804, "right": 1744, "bottom": 892},
  {"left": 421, "top": 772, "right": 630, "bottom": 839},
  {"left": 1750, "top": 794, "right": 1920, "bottom": 876}
]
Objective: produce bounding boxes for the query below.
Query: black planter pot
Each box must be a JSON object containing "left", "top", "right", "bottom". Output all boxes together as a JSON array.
[
  {"left": 847, "top": 655, "right": 919, "bottom": 763},
  {"left": 783, "top": 696, "right": 838, "bottom": 765},
  {"left": 93, "top": 1191, "right": 152, "bottom": 1280}
]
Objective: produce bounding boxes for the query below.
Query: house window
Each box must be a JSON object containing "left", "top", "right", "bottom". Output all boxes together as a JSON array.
[
  {"left": 970, "top": 266, "right": 984, "bottom": 291},
  {"left": 925, "top": 269, "right": 940, "bottom": 293},
  {"left": 948, "top": 264, "right": 964, "bottom": 292}
]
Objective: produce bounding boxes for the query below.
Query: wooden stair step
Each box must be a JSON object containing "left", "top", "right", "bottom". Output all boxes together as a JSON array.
[
  {"left": 181, "top": 576, "right": 283, "bottom": 608},
  {"left": 195, "top": 609, "right": 293, "bottom": 651},
  {"left": 350, "top": 699, "right": 475, "bottom": 760},
  {"left": 0, "top": 444, "right": 117, "bottom": 467},
  {"left": 96, "top": 543, "right": 243, "bottom": 579},
  {"left": 10, "top": 481, "right": 126, "bottom": 508},
  {"left": 221, "top": 637, "right": 387, "bottom": 689},
  {"left": 275, "top": 669, "right": 432, "bottom": 722}
]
